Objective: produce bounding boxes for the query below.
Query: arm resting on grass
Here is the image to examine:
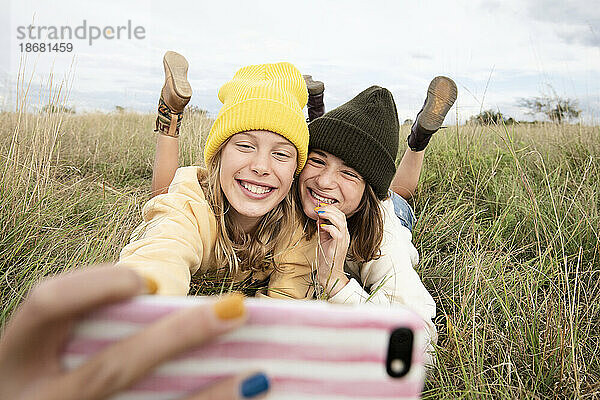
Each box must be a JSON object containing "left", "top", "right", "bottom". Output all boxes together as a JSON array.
[{"left": 118, "top": 167, "right": 218, "bottom": 295}]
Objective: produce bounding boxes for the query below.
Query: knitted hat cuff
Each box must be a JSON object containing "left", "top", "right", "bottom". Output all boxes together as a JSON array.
[
  {"left": 309, "top": 116, "right": 397, "bottom": 199},
  {"left": 204, "top": 97, "right": 309, "bottom": 174}
]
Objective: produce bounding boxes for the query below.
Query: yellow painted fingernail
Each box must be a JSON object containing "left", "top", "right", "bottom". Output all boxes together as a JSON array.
[
  {"left": 319, "top": 202, "right": 326, "bottom": 207},
  {"left": 314, "top": 206, "right": 320, "bottom": 211},
  {"left": 143, "top": 277, "right": 158, "bottom": 294},
  {"left": 213, "top": 293, "right": 245, "bottom": 320},
  {"left": 320, "top": 223, "right": 326, "bottom": 227}
]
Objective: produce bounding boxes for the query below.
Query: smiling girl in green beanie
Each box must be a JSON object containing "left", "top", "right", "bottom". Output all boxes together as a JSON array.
[{"left": 279, "top": 85, "right": 440, "bottom": 367}]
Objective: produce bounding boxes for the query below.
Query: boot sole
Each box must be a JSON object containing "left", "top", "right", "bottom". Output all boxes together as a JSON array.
[
  {"left": 418, "top": 76, "right": 457, "bottom": 131},
  {"left": 163, "top": 51, "right": 192, "bottom": 99},
  {"left": 303, "top": 75, "right": 324, "bottom": 95}
]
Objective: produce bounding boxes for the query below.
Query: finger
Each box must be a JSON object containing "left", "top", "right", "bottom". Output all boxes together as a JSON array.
[
  {"left": 317, "top": 221, "right": 334, "bottom": 242},
  {"left": 51, "top": 294, "right": 247, "bottom": 400},
  {"left": 0, "top": 266, "right": 147, "bottom": 361},
  {"left": 23, "top": 265, "right": 147, "bottom": 325},
  {"left": 316, "top": 208, "right": 347, "bottom": 230},
  {"left": 185, "top": 372, "right": 270, "bottom": 400},
  {"left": 318, "top": 222, "right": 343, "bottom": 241},
  {"left": 317, "top": 202, "right": 346, "bottom": 218}
]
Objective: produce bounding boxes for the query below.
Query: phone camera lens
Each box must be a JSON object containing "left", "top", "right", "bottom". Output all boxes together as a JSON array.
[
  {"left": 386, "top": 327, "right": 413, "bottom": 378},
  {"left": 390, "top": 358, "right": 406, "bottom": 375}
]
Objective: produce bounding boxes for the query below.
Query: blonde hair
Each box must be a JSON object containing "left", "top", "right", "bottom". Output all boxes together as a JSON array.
[
  {"left": 298, "top": 183, "right": 384, "bottom": 263},
  {"left": 199, "top": 146, "right": 299, "bottom": 276}
]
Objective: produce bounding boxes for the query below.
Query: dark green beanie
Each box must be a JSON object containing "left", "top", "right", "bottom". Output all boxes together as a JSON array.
[{"left": 308, "top": 86, "right": 400, "bottom": 199}]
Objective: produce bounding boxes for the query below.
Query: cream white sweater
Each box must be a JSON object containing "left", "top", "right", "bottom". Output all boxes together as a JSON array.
[{"left": 328, "top": 198, "right": 438, "bottom": 362}]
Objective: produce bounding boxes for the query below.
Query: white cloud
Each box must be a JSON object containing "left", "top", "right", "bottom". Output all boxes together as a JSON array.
[{"left": 2, "top": 0, "right": 599, "bottom": 122}]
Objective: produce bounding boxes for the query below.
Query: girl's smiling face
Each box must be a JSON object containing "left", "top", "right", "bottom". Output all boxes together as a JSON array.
[
  {"left": 219, "top": 130, "right": 297, "bottom": 232},
  {"left": 298, "top": 149, "right": 366, "bottom": 220}
]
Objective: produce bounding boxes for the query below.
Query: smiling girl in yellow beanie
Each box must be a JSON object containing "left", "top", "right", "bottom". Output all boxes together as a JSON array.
[{"left": 118, "top": 57, "right": 314, "bottom": 295}]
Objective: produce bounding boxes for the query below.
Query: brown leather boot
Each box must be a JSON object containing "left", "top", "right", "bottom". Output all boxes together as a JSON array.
[
  {"left": 407, "top": 76, "right": 457, "bottom": 151},
  {"left": 155, "top": 51, "right": 192, "bottom": 137},
  {"left": 303, "top": 75, "right": 325, "bottom": 122}
]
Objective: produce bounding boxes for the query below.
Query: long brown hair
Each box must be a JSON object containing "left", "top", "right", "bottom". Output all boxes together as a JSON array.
[
  {"left": 200, "top": 147, "right": 298, "bottom": 275},
  {"left": 298, "top": 183, "right": 384, "bottom": 263}
]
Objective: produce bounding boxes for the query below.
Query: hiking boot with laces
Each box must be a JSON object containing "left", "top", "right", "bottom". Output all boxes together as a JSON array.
[
  {"left": 407, "top": 76, "right": 457, "bottom": 151},
  {"left": 155, "top": 51, "right": 192, "bottom": 137}
]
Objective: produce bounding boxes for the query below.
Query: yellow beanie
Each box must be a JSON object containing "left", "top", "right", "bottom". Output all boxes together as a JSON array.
[{"left": 204, "top": 62, "right": 309, "bottom": 174}]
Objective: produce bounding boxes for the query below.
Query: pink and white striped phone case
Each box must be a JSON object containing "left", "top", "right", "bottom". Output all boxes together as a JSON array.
[{"left": 62, "top": 296, "right": 427, "bottom": 400}]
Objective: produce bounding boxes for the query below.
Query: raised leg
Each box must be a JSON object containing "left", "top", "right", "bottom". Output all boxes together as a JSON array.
[
  {"left": 392, "top": 76, "right": 457, "bottom": 199},
  {"left": 151, "top": 134, "right": 180, "bottom": 196},
  {"left": 390, "top": 148, "right": 425, "bottom": 200},
  {"left": 303, "top": 75, "right": 325, "bottom": 122},
  {"left": 150, "top": 51, "right": 192, "bottom": 197}
]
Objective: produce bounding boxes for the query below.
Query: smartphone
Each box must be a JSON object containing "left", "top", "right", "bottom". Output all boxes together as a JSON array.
[{"left": 62, "top": 296, "right": 427, "bottom": 400}]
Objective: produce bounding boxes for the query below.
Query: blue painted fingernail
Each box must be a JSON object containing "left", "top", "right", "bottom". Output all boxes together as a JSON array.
[
  {"left": 317, "top": 210, "right": 324, "bottom": 214},
  {"left": 240, "top": 372, "right": 270, "bottom": 398}
]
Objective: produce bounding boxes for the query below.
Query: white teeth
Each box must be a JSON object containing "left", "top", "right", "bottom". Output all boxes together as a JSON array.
[
  {"left": 311, "top": 190, "right": 335, "bottom": 204},
  {"left": 240, "top": 181, "right": 272, "bottom": 195}
]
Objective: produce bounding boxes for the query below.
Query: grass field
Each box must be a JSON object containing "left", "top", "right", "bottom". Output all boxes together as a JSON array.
[{"left": 1, "top": 92, "right": 599, "bottom": 398}]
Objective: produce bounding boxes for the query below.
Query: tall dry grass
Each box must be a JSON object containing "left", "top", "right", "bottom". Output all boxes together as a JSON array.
[
  {"left": 0, "top": 77, "right": 212, "bottom": 319},
  {"left": 0, "top": 78, "right": 598, "bottom": 397},
  {"left": 416, "top": 122, "right": 599, "bottom": 398}
]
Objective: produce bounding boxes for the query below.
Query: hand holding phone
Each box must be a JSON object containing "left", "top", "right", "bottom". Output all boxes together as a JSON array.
[
  {"left": 0, "top": 266, "right": 266, "bottom": 400},
  {"left": 62, "top": 295, "right": 427, "bottom": 399}
]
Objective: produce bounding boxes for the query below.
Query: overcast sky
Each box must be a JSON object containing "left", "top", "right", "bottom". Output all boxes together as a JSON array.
[{"left": 1, "top": 0, "right": 599, "bottom": 123}]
